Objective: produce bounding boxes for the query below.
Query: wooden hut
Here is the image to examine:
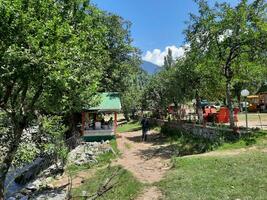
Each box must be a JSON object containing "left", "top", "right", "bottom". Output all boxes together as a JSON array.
[{"left": 81, "top": 92, "right": 121, "bottom": 142}]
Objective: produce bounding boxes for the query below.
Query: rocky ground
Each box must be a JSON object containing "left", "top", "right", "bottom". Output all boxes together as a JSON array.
[{"left": 7, "top": 140, "right": 112, "bottom": 200}]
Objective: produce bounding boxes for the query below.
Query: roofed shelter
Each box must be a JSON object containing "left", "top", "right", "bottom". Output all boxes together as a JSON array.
[
  {"left": 258, "top": 84, "right": 267, "bottom": 112},
  {"left": 81, "top": 92, "right": 121, "bottom": 142}
]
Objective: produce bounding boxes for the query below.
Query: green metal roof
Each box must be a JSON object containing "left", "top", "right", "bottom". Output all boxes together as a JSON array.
[{"left": 84, "top": 92, "right": 121, "bottom": 112}]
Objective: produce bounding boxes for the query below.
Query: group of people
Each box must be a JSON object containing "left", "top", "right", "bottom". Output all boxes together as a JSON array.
[{"left": 100, "top": 116, "right": 114, "bottom": 127}]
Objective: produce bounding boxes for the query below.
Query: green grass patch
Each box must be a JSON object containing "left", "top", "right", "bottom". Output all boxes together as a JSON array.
[
  {"left": 217, "top": 131, "right": 267, "bottom": 151},
  {"left": 161, "top": 122, "right": 267, "bottom": 155},
  {"left": 117, "top": 121, "right": 141, "bottom": 133},
  {"left": 71, "top": 165, "right": 143, "bottom": 200},
  {"left": 159, "top": 152, "right": 267, "bottom": 200}
]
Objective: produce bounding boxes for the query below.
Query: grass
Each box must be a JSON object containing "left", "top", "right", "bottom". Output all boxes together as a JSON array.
[
  {"left": 161, "top": 120, "right": 267, "bottom": 155},
  {"left": 71, "top": 165, "right": 143, "bottom": 200},
  {"left": 158, "top": 127, "right": 267, "bottom": 199},
  {"left": 158, "top": 152, "right": 267, "bottom": 200},
  {"left": 65, "top": 139, "right": 142, "bottom": 200},
  {"left": 217, "top": 130, "right": 267, "bottom": 151},
  {"left": 117, "top": 121, "right": 141, "bottom": 133}
]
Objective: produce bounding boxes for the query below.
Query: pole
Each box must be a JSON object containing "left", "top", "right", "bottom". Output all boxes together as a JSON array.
[{"left": 245, "top": 97, "right": 248, "bottom": 130}]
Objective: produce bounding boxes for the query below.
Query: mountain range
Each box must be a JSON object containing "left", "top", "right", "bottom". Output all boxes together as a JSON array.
[{"left": 141, "top": 61, "right": 160, "bottom": 75}]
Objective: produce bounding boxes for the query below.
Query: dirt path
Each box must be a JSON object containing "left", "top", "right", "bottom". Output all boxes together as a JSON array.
[{"left": 113, "top": 130, "right": 171, "bottom": 200}]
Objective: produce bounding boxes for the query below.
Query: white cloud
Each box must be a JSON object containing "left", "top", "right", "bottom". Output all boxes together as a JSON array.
[{"left": 142, "top": 45, "right": 187, "bottom": 66}]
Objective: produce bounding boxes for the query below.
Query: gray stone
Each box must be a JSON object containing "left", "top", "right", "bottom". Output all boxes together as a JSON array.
[
  {"left": 20, "top": 196, "right": 29, "bottom": 200},
  {"left": 20, "top": 188, "right": 32, "bottom": 195},
  {"left": 67, "top": 141, "right": 111, "bottom": 166},
  {"left": 26, "top": 183, "right": 39, "bottom": 191},
  {"left": 7, "top": 197, "right": 16, "bottom": 200},
  {"left": 85, "top": 150, "right": 94, "bottom": 156},
  {"left": 32, "top": 190, "right": 67, "bottom": 200},
  {"left": 14, "top": 193, "right": 24, "bottom": 199}
]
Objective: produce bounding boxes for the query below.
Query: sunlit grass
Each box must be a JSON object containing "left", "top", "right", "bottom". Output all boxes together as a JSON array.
[
  {"left": 117, "top": 121, "right": 141, "bottom": 133},
  {"left": 159, "top": 152, "right": 267, "bottom": 200}
]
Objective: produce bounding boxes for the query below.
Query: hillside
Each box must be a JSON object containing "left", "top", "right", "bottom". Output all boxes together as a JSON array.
[{"left": 141, "top": 61, "right": 160, "bottom": 74}]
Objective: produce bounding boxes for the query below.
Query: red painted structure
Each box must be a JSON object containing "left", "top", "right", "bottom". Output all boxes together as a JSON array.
[{"left": 203, "top": 107, "right": 239, "bottom": 123}]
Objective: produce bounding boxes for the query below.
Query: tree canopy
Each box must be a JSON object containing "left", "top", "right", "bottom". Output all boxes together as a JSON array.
[{"left": 0, "top": 0, "right": 142, "bottom": 198}]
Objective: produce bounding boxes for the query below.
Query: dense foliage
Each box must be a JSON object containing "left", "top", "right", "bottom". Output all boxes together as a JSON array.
[
  {"left": 0, "top": 0, "right": 142, "bottom": 198},
  {"left": 143, "top": 0, "right": 267, "bottom": 125}
]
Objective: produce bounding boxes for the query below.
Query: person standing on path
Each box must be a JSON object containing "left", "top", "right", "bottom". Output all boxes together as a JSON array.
[{"left": 141, "top": 115, "right": 149, "bottom": 141}]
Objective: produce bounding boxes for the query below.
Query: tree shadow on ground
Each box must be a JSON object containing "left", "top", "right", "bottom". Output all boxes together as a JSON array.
[
  {"left": 126, "top": 131, "right": 221, "bottom": 160},
  {"left": 125, "top": 131, "right": 167, "bottom": 146},
  {"left": 136, "top": 142, "right": 211, "bottom": 160},
  {"left": 139, "top": 143, "right": 213, "bottom": 160}
]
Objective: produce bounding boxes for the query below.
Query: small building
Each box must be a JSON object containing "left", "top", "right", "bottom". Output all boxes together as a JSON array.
[
  {"left": 247, "top": 95, "right": 260, "bottom": 112},
  {"left": 81, "top": 92, "right": 121, "bottom": 142},
  {"left": 258, "top": 84, "right": 267, "bottom": 111}
]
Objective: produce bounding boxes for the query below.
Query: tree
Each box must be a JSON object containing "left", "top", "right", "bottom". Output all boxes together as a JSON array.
[
  {"left": 99, "top": 14, "right": 141, "bottom": 93},
  {"left": 185, "top": 0, "right": 267, "bottom": 128},
  {"left": 164, "top": 48, "right": 174, "bottom": 69},
  {"left": 121, "top": 68, "right": 149, "bottom": 121},
  {"left": 0, "top": 0, "right": 119, "bottom": 198}
]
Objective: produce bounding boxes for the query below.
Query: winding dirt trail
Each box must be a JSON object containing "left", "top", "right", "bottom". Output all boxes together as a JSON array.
[{"left": 113, "top": 130, "right": 171, "bottom": 200}]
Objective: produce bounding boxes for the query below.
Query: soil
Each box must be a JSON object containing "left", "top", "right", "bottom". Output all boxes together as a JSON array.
[
  {"left": 114, "top": 130, "right": 171, "bottom": 200},
  {"left": 51, "top": 169, "right": 97, "bottom": 189}
]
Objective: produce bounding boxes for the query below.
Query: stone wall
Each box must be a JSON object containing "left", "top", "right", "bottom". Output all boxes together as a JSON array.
[{"left": 149, "top": 118, "right": 236, "bottom": 140}]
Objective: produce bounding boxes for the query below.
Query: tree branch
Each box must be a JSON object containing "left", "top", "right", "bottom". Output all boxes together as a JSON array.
[{"left": 28, "top": 85, "right": 43, "bottom": 112}]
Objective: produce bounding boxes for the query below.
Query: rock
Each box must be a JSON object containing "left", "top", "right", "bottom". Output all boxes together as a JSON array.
[
  {"left": 7, "top": 197, "right": 16, "bottom": 200},
  {"left": 67, "top": 141, "right": 112, "bottom": 166},
  {"left": 14, "top": 193, "right": 25, "bottom": 199},
  {"left": 20, "top": 188, "right": 32, "bottom": 196},
  {"left": 27, "top": 179, "right": 43, "bottom": 191},
  {"left": 82, "top": 190, "right": 87, "bottom": 196},
  {"left": 85, "top": 150, "right": 94, "bottom": 156},
  {"left": 26, "top": 183, "right": 39, "bottom": 191},
  {"left": 32, "top": 190, "right": 67, "bottom": 200},
  {"left": 20, "top": 196, "right": 29, "bottom": 200},
  {"left": 104, "top": 147, "right": 112, "bottom": 153}
]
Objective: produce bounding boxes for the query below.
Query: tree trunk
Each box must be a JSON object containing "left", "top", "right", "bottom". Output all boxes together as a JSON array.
[
  {"left": 195, "top": 91, "right": 203, "bottom": 123},
  {"left": 65, "top": 112, "right": 76, "bottom": 139},
  {"left": 0, "top": 180, "right": 4, "bottom": 200},
  {"left": 124, "top": 112, "right": 130, "bottom": 122},
  {"left": 226, "top": 79, "right": 235, "bottom": 129},
  {"left": 0, "top": 118, "right": 25, "bottom": 199}
]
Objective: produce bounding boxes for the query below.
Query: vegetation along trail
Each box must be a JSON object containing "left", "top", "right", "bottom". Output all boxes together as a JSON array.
[{"left": 114, "top": 130, "right": 171, "bottom": 200}]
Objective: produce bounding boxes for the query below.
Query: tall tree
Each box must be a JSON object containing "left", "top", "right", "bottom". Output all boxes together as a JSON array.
[
  {"left": 164, "top": 48, "right": 174, "bottom": 69},
  {"left": 0, "top": 0, "right": 129, "bottom": 198},
  {"left": 99, "top": 14, "right": 141, "bottom": 93},
  {"left": 185, "top": 0, "right": 267, "bottom": 128},
  {"left": 121, "top": 68, "right": 149, "bottom": 121}
]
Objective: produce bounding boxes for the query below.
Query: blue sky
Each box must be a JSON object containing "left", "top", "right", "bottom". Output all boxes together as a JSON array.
[{"left": 91, "top": 0, "right": 242, "bottom": 65}]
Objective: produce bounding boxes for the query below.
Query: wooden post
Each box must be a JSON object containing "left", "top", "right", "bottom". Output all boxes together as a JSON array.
[
  {"left": 81, "top": 112, "right": 85, "bottom": 136},
  {"left": 114, "top": 112, "right": 117, "bottom": 131}
]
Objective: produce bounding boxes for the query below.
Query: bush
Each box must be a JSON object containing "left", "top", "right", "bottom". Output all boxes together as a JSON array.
[
  {"left": 160, "top": 123, "right": 224, "bottom": 155},
  {"left": 160, "top": 123, "right": 183, "bottom": 138}
]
